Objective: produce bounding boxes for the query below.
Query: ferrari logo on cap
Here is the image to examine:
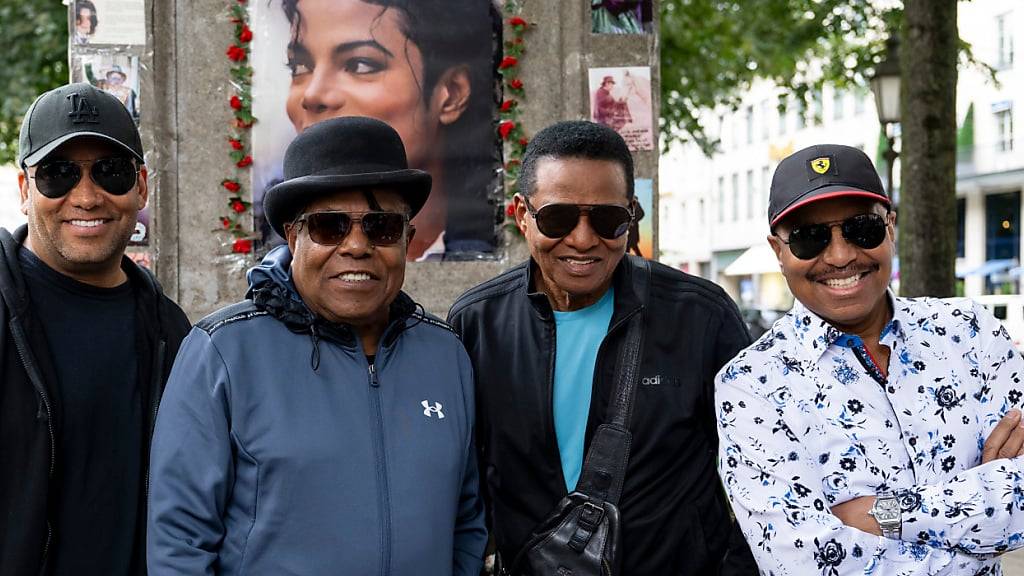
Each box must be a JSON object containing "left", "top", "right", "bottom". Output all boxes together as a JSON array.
[{"left": 810, "top": 157, "right": 831, "bottom": 174}]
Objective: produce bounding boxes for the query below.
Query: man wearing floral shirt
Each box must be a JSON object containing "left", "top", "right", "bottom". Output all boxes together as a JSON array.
[{"left": 716, "top": 143, "right": 1024, "bottom": 575}]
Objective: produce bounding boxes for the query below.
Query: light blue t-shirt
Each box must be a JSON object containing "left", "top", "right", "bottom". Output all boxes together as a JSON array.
[{"left": 552, "top": 287, "right": 615, "bottom": 491}]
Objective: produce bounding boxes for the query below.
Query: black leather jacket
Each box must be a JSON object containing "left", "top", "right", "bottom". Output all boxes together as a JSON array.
[
  {"left": 0, "top": 226, "right": 190, "bottom": 576},
  {"left": 448, "top": 256, "right": 758, "bottom": 575}
]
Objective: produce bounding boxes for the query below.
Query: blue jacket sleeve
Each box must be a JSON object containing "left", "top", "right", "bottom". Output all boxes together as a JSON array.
[
  {"left": 453, "top": 345, "right": 488, "bottom": 576},
  {"left": 147, "top": 328, "right": 233, "bottom": 575}
]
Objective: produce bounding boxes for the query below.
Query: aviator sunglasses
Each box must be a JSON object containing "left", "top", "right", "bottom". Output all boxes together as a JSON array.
[
  {"left": 522, "top": 196, "right": 633, "bottom": 240},
  {"left": 293, "top": 210, "right": 409, "bottom": 246},
  {"left": 777, "top": 212, "right": 889, "bottom": 260},
  {"left": 29, "top": 157, "right": 139, "bottom": 199}
]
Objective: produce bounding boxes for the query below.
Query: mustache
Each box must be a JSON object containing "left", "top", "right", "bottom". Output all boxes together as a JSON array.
[{"left": 807, "top": 262, "right": 880, "bottom": 282}]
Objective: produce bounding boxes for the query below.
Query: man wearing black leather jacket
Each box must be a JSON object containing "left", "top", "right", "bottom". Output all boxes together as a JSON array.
[{"left": 448, "top": 121, "right": 757, "bottom": 575}]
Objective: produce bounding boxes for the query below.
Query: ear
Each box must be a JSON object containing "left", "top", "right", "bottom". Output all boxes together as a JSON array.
[
  {"left": 136, "top": 166, "right": 149, "bottom": 210},
  {"left": 432, "top": 66, "right": 472, "bottom": 126},
  {"left": 513, "top": 194, "right": 530, "bottom": 236},
  {"left": 285, "top": 222, "right": 298, "bottom": 254},
  {"left": 767, "top": 234, "right": 785, "bottom": 265},
  {"left": 406, "top": 224, "right": 417, "bottom": 246},
  {"left": 18, "top": 170, "right": 29, "bottom": 215}
]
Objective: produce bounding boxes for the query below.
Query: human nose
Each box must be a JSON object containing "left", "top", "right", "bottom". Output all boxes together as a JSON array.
[
  {"left": 562, "top": 212, "right": 600, "bottom": 251},
  {"left": 65, "top": 164, "right": 103, "bottom": 210},
  {"left": 820, "top": 224, "right": 857, "bottom": 266},
  {"left": 301, "top": 69, "right": 344, "bottom": 119},
  {"left": 335, "top": 217, "right": 372, "bottom": 258}
]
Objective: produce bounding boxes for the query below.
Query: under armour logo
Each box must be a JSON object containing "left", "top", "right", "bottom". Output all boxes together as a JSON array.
[
  {"left": 66, "top": 93, "right": 99, "bottom": 124},
  {"left": 421, "top": 400, "right": 445, "bottom": 419}
]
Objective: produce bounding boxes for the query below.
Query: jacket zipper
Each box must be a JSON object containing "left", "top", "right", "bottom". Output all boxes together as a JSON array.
[
  {"left": 10, "top": 320, "right": 56, "bottom": 567},
  {"left": 367, "top": 363, "right": 392, "bottom": 576}
]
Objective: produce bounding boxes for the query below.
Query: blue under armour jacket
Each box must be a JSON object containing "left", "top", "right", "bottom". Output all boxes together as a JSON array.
[{"left": 147, "top": 246, "right": 486, "bottom": 575}]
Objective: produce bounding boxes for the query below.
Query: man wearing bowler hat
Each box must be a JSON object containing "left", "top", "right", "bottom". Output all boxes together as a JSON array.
[
  {"left": 0, "top": 83, "right": 190, "bottom": 575},
  {"left": 147, "top": 116, "right": 486, "bottom": 575},
  {"left": 717, "top": 144, "right": 1024, "bottom": 574}
]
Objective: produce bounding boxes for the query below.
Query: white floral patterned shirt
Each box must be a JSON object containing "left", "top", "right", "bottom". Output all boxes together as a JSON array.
[{"left": 716, "top": 293, "right": 1024, "bottom": 575}]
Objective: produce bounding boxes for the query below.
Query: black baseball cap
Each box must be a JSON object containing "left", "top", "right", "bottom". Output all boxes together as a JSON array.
[
  {"left": 768, "top": 144, "right": 889, "bottom": 228},
  {"left": 18, "top": 82, "right": 143, "bottom": 168}
]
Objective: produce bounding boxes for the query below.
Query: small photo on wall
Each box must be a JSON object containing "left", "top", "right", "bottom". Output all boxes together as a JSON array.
[
  {"left": 589, "top": 66, "right": 653, "bottom": 151},
  {"left": 629, "top": 178, "right": 653, "bottom": 259},
  {"left": 71, "top": 54, "right": 141, "bottom": 124},
  {"left": 592, "top": 0, "right": 653, "bottom": 34},
  {"left": 72, "top": 0, "right": 146, "bottom": 46}
]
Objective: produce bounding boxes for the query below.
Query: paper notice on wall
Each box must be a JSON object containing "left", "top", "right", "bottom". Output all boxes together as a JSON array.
[{"left": 72, "top": 0, "right": 146, "bottom": 46}]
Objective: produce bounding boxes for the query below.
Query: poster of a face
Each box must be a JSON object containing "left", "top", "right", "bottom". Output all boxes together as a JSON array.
[
  {"left": 250, "top": 0, "right": 503, "bottom": 261},
  {"left": 629, "top": 178, "right": 653, "bottom": 258},
  {"left": 71, "top": 54, "right": 141, "bottom": 125},
  {"left": 589, "top": 66, "right": 654, "bottom": 151},
  {"left": 591, "top": 0, "right": 653, "bottom": 34},
  {"left": 72, "top": 0, "right": 146, "bottom": 46}
]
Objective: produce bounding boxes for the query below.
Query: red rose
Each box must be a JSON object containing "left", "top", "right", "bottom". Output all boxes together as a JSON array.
[
  {"left": 230, "top": 95, "right": 243, "bottom": 110},
  {"left": 500, "top": 100, "right": 515, "bottom": 112},
  {"left": 221, "top": 217, "right": 232, "bottom": 229},
  {"left": 226, "top": 44, "right": 246, "bottom": 62},
  {"left": 229, "top": 138, "right": 243, "bottom": 150},
  {"left": 509, "top": 16, "right": 527, "bottom": 27},
  {"left": 514, "top": 38, "right": 524, "bottom": 45},
  {"left": 509, "top": 78, "right": 523, "bottom": 90},
  {"left": 231, "top": 200, "right": 246, "bottom": 213},
  {"left": 505, "top": 203, "right": 515, "bottom": 217},
  {"left": 498, "top": 121, "right": 516, "bottom": 140},
  {"left": 223, "top": 180, "right": 241, "bottom": 192},
  {"left": 239, "top": 26, "right": 253, "bottom": 43},
  {"left": 232, "top": 238, "right": 253, "bottom": 254},
  {"left": 499, "top": 56, "right": 518, "bottom": 70},
  {"left": 235, "top": 118, "right": 254, "bottom": 129},
  {"left": 237, "top": 155, "right": 253, "bottom": 168},
  {"left": 518, "top": 137, "right": 529, "bottom": 147},
  {"left": 506, "top": 159, "right": 521, "bottom": 167}
]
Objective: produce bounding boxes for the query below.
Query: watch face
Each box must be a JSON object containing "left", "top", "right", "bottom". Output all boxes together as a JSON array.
[{"left": 872, "top": 498, "right": 900, "bottom": 522}]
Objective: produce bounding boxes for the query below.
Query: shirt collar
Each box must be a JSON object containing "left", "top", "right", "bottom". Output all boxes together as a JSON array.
[{"left": 789, "top": 290, "right": 904, "bottom": 359}]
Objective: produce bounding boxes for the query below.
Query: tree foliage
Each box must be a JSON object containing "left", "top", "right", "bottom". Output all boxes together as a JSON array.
[
  {"left": 660, "top": 0, "right": 900, "bottom": 154},
  {"left": 0, "top": 0, "right": 68, "bottom": 165}
]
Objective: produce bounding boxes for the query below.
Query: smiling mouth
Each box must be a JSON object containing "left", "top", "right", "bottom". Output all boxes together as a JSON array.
[
  {"left": 335, "top": 272, "right": 376, "bottom": 282},
  {"left": 67, "top": 219, "right": 108, "bottom": 228},
  {"left": 818, "top": 271, "right": 870, "bottom": 289}
]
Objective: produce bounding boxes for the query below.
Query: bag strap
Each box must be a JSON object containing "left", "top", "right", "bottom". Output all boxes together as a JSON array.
[{"left": 575, "top": 257, "right": 649, "bottom": 506}]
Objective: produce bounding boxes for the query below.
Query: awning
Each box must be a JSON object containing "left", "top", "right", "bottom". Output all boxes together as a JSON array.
[
  {"left": 723, "top": 243, "right": 780, "bottom": 276},
  {"left": 957, "top": 258, "right": 1018, "bottom": 278}
]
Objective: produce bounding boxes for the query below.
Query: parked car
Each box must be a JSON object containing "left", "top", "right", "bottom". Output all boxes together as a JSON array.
[
  {"left": 975, "top": 294, "right": 1024, "bottom": 351},
  {"left": 741, "top": 307, "right": 787, "bottom": 340}
]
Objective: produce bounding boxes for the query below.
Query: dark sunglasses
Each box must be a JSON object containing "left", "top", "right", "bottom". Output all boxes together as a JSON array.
[
  {"left": 522, "top": 196, "right": 633, "bottom": 240},
  {"left": 29, "top": 157, "right": 139, "bottom": 198},
  {"left": 293, "top": 210, "right": 409, "bottom": 246},
  {"left": 777, "top": 212, "right": 889, "bottom": 260}
]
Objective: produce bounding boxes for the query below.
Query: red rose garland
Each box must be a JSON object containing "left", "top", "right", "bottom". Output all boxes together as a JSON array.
[
  {"left": 219, "top": 0, "right": 257, "bottom": 255},
  {"left": 500, "top": 1, "right": 530, "bottom": 230}
]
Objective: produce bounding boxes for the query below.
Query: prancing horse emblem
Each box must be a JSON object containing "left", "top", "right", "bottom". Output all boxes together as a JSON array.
[{"left": 810, "top": 157, "right": 830, "bottom": 174}]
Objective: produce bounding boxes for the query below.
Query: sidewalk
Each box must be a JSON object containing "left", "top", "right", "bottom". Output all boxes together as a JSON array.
[{"left": 1007, "top": 550, "right": 1024, "bottom": 574}]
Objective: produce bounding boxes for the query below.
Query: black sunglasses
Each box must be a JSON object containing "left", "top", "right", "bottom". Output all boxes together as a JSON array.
[
  {"left": 29, "top": 157, "right": 139, "bottom": 198},
  {"left": 294, "top": 211, "right": 409, "bottom": 246},
  {"left": 777, "top": 213, "right": 889, "bottom": 260},
  {"left": 522, "top": 196, "right": 633, "bottom": 240}
]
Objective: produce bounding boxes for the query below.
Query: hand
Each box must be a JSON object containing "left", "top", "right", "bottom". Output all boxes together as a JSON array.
[
  {"left": 830, "top": 496, "right": 881, "bottom": 536},
  {"left": 982, "top": 408, "right": 1024, "bottom": 464}
]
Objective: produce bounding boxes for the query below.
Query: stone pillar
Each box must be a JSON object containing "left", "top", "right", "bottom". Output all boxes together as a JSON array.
[{"left": 153, "top": 0, "right": 660, "bottom": 319}]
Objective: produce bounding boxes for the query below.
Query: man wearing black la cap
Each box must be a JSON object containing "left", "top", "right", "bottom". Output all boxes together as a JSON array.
[
  {"left": 0, "top": 82, "right": 190, "bottom": 575},
  {"left": 716, "top": 144, "right": 1024, "bottom": 574},
  {"left": 148, "top": 116, "right": 486, "bottom": 575}
]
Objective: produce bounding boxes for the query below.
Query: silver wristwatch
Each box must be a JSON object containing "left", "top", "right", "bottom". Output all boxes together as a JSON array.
[{"left": 868, "top": 491, "right": 902, "bottom": 539}]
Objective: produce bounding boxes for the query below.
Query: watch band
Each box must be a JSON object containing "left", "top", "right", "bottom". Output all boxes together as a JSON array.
[{"left": 871, "top": 491, "right": 902, "bottom": 540}]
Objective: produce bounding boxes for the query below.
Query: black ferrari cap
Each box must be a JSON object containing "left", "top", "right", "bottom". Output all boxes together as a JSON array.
[
  {"left": 18, "top": 82, "right": 143, "bottom": 168},
  {"left": 768, "top": 144, "right": 889, "bottom": 228}
]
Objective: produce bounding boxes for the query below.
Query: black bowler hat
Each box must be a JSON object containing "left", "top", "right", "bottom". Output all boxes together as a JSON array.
[
  {"left": 768, "top": 144, "right": 889, "bottom": 228},
  {"left": 18, "top": 82, "right": 143, "bottom": 168},
  {"left": 263, "top": 116, "right": 432, "bottom": 238}
]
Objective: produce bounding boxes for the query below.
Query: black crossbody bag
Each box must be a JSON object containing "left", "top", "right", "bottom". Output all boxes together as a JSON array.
[{"left": 508, "top": 260, "right": 649, "bottom": 576}]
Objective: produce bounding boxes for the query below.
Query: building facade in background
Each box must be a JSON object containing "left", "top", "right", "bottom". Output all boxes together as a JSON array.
[{"left": 660, "top": 1, "right": 1022, "bottom": 312}]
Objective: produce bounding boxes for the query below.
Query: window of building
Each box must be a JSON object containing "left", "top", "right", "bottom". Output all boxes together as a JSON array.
[
  {"left": 761, "top": 165, "right": 771, "bottom": 216},
  {"left": 760, "top": 100, "right": 770, "bottom": 141},
  {"left": 832, "top": 89, "right": 845, "bottom": 121},
  {"left": 796, "top": 97, "right": 807, "bottom": 130},
  {"left": 854, "top": 88, "right": 867, "bottom": 116},
  {"left": 956, "top": 197, "right": 966, "bottom": 258},
  {"left": 996, "top": 107, "right": 1014, "bottom": 152},
  {"left": 746, "top": 170, "right": 755, "bottom": 219},
  {"left": 997, "top": 13, "right": 1015, "bottom": 68},
  {"left": 811, "top": 89, "right": 823, "bottom": 125},
  {"left": 699, "top": 198, "right": 706, "bottom": 225},
  {"left": 985, "top": 190, "right": 1020, "bottom": 294},
  {"left": 745, "top": 105, "right": 754, "bottom": 145},
  {"left": 777, "top": 96, "right": 788, "bottom": 135},
  {"left": 717, "top": 177, "right": 725, "bottom": 222},
  {"left": 731, "top": 173, "right": 740, "bottom": 221}
]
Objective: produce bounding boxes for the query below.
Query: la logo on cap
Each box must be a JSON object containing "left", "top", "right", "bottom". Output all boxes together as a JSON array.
[
  {"left": 66, "top": 93, "right": 100, "bottom": 124},
  {"left": 810, "top": 157, "right": 831, "bottom": 174}
]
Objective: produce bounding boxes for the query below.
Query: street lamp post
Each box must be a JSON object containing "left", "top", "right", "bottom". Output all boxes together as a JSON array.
[{"left": 870, "top": 37, "right": 902, "bottom": 204}]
